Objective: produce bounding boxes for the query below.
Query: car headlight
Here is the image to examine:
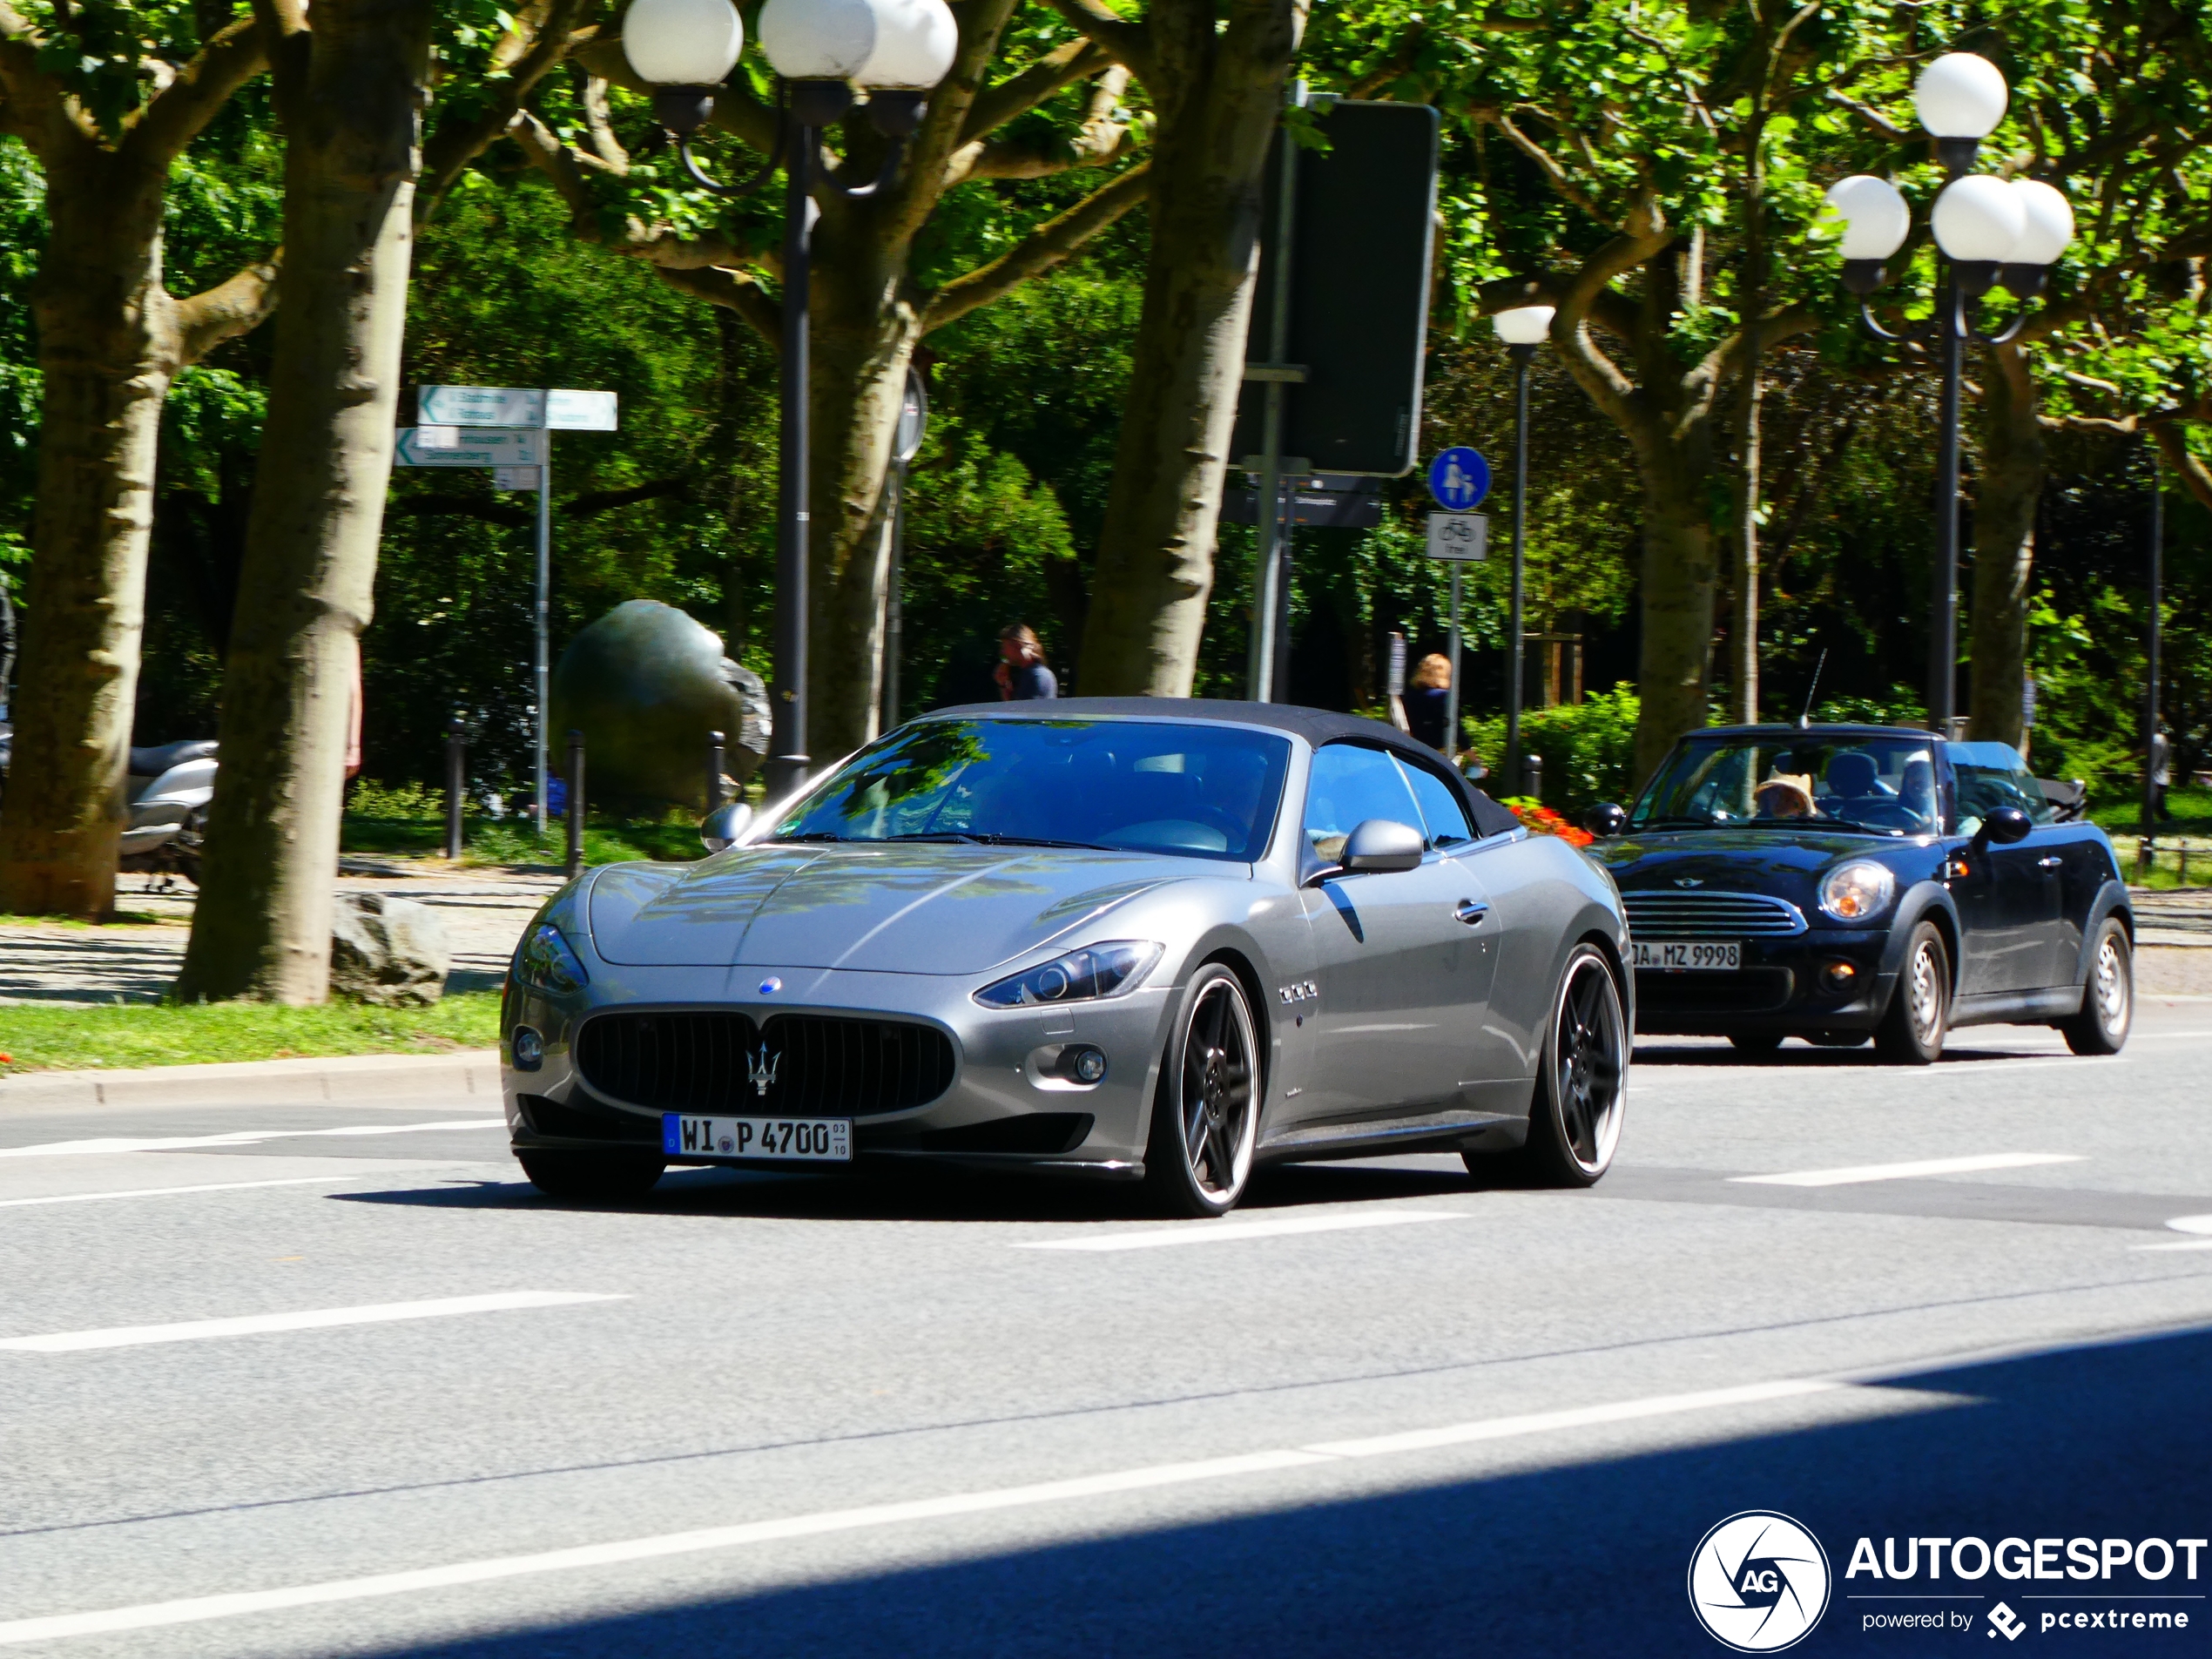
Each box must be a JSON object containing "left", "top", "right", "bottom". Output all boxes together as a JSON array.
[
  {"left": 514, "top": 922, "right": 590, "bottom": 995},
  {"left": 1819, "top": 861, "right": 1896, "bottom": 922},
  {"left": 974, "top": 941, "right": 1163, "bottom": 1008}
]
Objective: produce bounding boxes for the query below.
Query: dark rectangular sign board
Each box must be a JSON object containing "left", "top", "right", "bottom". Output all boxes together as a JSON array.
[
  {"left": 1231, "top": 100, "right": 1440, "bottom": 478},
  {"left": 1221, "top": 475, "right": 1384, "bottom": 528}
]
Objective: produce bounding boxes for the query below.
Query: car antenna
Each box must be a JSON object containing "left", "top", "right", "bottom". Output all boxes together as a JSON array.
[{"left": 1797, "top": 649, "right": 1828, "bottom": 730}]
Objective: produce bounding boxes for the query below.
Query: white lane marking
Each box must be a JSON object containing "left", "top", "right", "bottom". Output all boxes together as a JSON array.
[
  {"left": 1732, "top": 1153, "right": 2082, "bottom": 1188},
  {"left": 0, "top": 1291, "right": 619, "bottom": 1353},
  {"left": 2132, "top": 1238, "right": 2212, "bottom": 1252},
  {"left": 0, "top": 1377, "right": 1851, "bottom": 1646},
  {"left": 0, "top": 1177, "right": 362, "bottom": 1210},
  {"left": 1017, "top": 1210, "right": 1466, "bottom": 1251},
  {"left": 0, "top": 1120, "right": 503, "bottom": 1159},
  {"left": 2167, "top": 1215, "right": 2212, "bottom": 1235},
  {"left": 1302, "top": 1378, "right": 1843, "bottom": 1457}
]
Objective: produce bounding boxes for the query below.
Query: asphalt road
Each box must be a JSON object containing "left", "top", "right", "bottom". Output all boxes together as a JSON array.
[{"left": 1, "top": 1002, "right": 2209, "bottom": 1657}]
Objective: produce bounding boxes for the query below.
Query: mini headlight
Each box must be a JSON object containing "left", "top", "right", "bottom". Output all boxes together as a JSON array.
[
  {"left": 974, "top": 941, "right": 1162, "bottom": 1008},
  {"left": 1819, "top": 860, "right": 1896, "bottom": 922},
  {"left": 515, "top": 922, "right": 589, "bottom": 995}
]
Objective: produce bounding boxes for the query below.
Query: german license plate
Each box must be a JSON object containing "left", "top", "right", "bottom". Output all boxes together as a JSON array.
[
  {"left": 1631, "top": 940, "right": 1740, "bottom": 972},
  {"left": 662, "top": 1114, "right": 852, "bottom": 1162}
]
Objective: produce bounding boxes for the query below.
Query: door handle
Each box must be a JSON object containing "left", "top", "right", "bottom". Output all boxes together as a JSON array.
[
  {"left": 2037, "top": 856, "right": 2062, "bottom": 870},
  {"left": 1454, "top": 899, "right": 1488, "bottom": 926}
]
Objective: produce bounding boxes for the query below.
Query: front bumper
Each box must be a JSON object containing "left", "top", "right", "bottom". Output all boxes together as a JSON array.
[
  {"left": 502, "top": 961, "right": 1175, "bottom": 1179},
  {"left": 1630, "top": 927, "right": 1894, "bottom": 1035}
]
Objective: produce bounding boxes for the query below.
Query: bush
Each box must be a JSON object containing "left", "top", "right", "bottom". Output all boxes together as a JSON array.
[{"left": 1466, "top": 684, "right": 1641, "bottom": 812}]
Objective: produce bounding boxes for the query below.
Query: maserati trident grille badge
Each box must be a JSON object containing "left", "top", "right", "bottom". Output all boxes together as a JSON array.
[{"left": 747, "top": 1044, "right": 780, "bottom": 1099}]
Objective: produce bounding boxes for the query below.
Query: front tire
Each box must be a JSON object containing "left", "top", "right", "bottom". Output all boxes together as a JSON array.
[
  {"left": 1475, "top": 943, "right": 1627, "bottom": 1188},
  {"left": 1143, "top": 963, "right": 1260, "bottom": 1217},
  {"left": 517, "top": 1150, "right": 665, "bottom": 1201},
  {"left": 2060, "top": 918, "right": 2132, "bottom": 1055},
  {"left": 1875, "top": 922, "right": 1950, "bottom": 1065}
]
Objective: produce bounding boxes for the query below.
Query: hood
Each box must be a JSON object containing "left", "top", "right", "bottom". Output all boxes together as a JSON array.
[
  {"left": 587, "top": 843, "right": 1202, "bottom": 972},
  {"left": 1590, "top": 826, "right": 1908, "bottom": 890}
]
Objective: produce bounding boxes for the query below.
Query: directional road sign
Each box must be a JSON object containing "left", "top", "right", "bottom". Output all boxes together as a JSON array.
[
  {"left": 418, "top": 386, "right": 544, "bottom": 428},
  {"left": 394, "top": 428, "right": 544, "bottom": 468},
  {"left": 1427, "top": 447, "right": 1490, "bottom": 512},
  {"left": 1426, "top": 511, "right": 1489, "bottom": 561},
  {"left": 546, "top": 388, "right": 618, "bottom": 431}
]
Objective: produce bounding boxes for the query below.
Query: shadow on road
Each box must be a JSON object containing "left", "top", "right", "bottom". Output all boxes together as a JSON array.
[
  {"left": 1634, "top": 1038, "right": 2073, "bottom": 1069},
  {"left": 355, "top": 1324, "right": 2212, "bottom": 1658}
]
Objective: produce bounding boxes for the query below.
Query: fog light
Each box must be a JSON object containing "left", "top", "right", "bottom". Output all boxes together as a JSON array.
[
  {"left": 1821, "top": 961, "right": 1859, "bottom": 991},
  {"left": 510, "top": 1026, "right": 544, "bottom": 1070},
  {"left": 1061, "top": 1045, "right": 1108, "bottom": 1084}
]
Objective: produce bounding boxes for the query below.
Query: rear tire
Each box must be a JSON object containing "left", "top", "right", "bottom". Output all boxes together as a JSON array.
[
  {"left": 2060, "top": 918, "right": 2132, "bottom": 1055},
  {"left": 1874, "top": 922, "right": 1949, "bottom": 1065},
  {"left": 517, "top": 1150, "right": 665, "bottom": 1201},
  {"left": 1727, "top": 1031, "right": 1784, "bottom": 1054},
  {"left": 1143, "top": 963, "right": 1260, "bottom": 1217},
  {"left": 1472, "top": 943, "right": 1626, "bottom": 1189}
]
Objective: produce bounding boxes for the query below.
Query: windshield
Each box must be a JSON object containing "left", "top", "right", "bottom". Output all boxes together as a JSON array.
[
  {"left": 1632, "top": 734, "right": 1939, "bottom": 834},
  {"left": 772, "top": 718, "right": 1291, "bottom": 861}
]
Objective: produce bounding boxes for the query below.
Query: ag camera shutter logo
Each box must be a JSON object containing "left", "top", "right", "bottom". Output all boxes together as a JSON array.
[{"left": 1689, "top": 1511, "right": 1831, "bottom": 1651}]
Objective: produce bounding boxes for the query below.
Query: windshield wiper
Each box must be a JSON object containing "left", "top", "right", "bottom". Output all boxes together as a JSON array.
[
  {"left": 772, "top": 831, "right": 849, "bottom": 843},
  {"left": 1633, "top": 816, "right": 1728, "bottom": 830},
  {"left": 879, "top": 832, "right": 1110, "bottom": 850}
]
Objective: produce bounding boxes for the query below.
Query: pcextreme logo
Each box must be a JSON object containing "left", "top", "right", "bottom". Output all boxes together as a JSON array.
[{"left": 1689, "top": 1511, "right": 1833, "bottom": 1652}]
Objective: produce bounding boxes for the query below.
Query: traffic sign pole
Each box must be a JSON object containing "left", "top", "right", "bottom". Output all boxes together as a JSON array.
[
  {"left": 534, "top": 431, "right": 552, "bottom": 837},
  {"left": 1447, "top": 563, "right": 1461, "bottom": 762},
  {"left": 1246, "top": 85, "right": 1306, "bottom": 705}
]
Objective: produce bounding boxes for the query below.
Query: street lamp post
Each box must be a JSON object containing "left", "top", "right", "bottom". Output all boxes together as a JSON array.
[
  {"left": 1492, "top": 304, "right": 1553, "bottom": 794},
  {"left": 1825, "top": 52, "right": 2075, "bottom": 736},
  {"left": 625, "top": 0, "right": 955, "bottom": 798}
]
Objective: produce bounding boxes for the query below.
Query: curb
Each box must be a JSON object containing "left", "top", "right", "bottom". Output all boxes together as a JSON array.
[{"left": 0, "top": 1049, "right": 502, "bottom": 1112}]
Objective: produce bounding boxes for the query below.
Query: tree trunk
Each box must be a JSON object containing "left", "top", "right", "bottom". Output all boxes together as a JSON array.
[
  {"left": 1730, "top": 119, "right": 1765, "bottom": 726},
  {"left": 0, "top": 165, "right": 173, "bottom": 919},
  {"left": 1967, "top": 344, "right": 2042, "bottom": 751},
  {"left": 174, "top": 0, "right": 430, "bottom": 1002},
  {"left": 1076, "top": 0, "right": 1302, "bottom": 695},
  {"left": 1631, "top": 440, "right": 1718, "bottom": 786}
]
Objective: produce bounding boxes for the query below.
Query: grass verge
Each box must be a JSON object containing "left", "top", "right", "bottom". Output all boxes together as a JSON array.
[{"left": 0, "top": 992, "right": 502, "bottom": 1075}]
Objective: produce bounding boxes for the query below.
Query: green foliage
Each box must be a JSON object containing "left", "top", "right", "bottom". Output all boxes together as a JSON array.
[
  {"left": 1467, "top": 685, "right": 1642, "bottom": 812},
  {"left": 341, "top": 778, "right": 706, "bottom": 866}
]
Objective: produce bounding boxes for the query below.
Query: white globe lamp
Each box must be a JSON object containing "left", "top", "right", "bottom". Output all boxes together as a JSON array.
[
  {"left": 1491, "top": 305, "right": 1555, "bottom": 347},
  {"left": 1825, "top": 175, "right": 1911, "bottom": 260},
  {"left": 1931, "top": 173, "right": 2027, "bottom": 263},
  {"left": 624, "top": 0, "right": 746, "bottom": 134},
  {"left": 759, "top": 0, "right": 880, "bottom": 83},
  {"left": 1914, "top": 52, "right": 2008, "bottom": 138},
  {"left": 857, "top": 0, "right": 958, "bottom": 90}
]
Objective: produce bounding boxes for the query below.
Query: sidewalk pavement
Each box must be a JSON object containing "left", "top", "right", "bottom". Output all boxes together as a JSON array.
[
  {"left": 0, "top": 859, "right": 561, "bottom": 1005},
  {"left": 0, "top": 1049, "right": 502, "bottom": 1114}
]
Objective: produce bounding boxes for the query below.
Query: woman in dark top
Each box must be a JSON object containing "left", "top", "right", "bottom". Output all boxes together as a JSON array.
[
  {"left": 995, "top": 624, "right": 1058, "bottom": 700},
  {"left": 1405, "top": 652, "right": 1452, "bottom": 754}
]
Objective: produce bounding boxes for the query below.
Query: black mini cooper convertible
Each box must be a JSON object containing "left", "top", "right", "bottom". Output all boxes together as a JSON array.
[{"left": 1582, "top": 725, "right": 2133, "bottom": 1062}]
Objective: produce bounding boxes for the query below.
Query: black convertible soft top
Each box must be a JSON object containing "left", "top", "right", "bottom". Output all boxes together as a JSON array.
[{"left": 924, "top": 696, "right": 1523, "bottom": 841}]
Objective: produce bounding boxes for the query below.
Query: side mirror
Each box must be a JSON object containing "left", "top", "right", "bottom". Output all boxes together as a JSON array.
[
  {"left": 1339, "top": 818, "right": 1426, "bottom": 875},
  {"left": 700, "top": 801, "right": 754, "bottom": 853},
  {"left": 1982, "top": 806, "right": 2033, "bottom": 846},
  {"left": 1583, "top": 802, "right": 1628, "bottom": 839}
]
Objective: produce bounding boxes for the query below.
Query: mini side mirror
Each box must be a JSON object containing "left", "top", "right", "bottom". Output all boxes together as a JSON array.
[
  {"left": 701, "top": 801, "right": 754, "bottom": 853},
  {"left": 1340, "top": 818, "right": 1426, "bottom": 874},
  {"left": 1983, "top": 806, "right": 2033, "bottom": 846},
  {"left": 1583, "top": 802, "right": 1628, "bottom": 839}
]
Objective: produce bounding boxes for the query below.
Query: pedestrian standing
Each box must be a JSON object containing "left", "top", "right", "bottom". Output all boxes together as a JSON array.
[
  {"left": 995, "top": 624, "right": 1057, "bottom": 701},
  {"left": 1405, "top": 653, "right": 1452, "bottom": 754},
  {"left": 2150, "top": 722, "right": 2172, "bottom": 821}
]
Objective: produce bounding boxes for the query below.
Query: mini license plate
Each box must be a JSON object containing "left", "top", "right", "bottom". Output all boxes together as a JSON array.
[
  {"left": 662, "top": 1114, "right": 852, "bottom": 1162},
  {"left": 1631, "top": 940, "right": 1740, "bottom": 972}
]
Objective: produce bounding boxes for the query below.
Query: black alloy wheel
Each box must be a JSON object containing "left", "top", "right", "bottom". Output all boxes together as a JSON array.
[
  {"left": 2060, "top": 918, "right": 2133, "bottom": 1056},
  {"left": 1476, "top": 943, "right": 1626, "bottom": 1188},
  {"left": 517, "top": 1150, "right": 666, "bottom": 1201},
  {"left": 1874, "top": 921, "right": 1950, "bottom": 1064},
  {"left": 1145, "top": 963, "right": 1260, "bottom": 1217}
]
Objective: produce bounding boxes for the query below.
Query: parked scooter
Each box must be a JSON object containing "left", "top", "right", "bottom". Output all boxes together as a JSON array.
[{"left": 121, "top": 740, "right": 219, "bottom": 885}]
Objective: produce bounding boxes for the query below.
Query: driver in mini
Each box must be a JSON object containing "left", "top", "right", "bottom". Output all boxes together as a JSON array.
[{"left": 1754, "top": 772, "right": 1817, "bottom": 819}]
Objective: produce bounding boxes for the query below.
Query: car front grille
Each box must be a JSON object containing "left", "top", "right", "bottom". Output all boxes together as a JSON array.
[
  {"left": 1622, "top": 890, "right": 1807, "bottom": 939},
  {"left": 573, "top": 1011, "right": 956, "bottom": 1116}
]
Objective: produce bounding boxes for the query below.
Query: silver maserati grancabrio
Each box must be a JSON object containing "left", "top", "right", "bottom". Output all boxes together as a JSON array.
[{"left": 501, "top": 700, "right": 1633, "bottom": 1216}]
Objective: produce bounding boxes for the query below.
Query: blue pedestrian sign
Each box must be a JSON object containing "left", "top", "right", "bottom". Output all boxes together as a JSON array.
[{"left": 1427, "top": 447, "right": 1491, "bottom": 513}]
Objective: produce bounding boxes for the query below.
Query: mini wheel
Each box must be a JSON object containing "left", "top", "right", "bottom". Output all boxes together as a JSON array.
[
  {"left": 517, "top": 1150, "right": 665, "bottom": 1201},
  {"left": 2059, "top": 917, "right": 2132, "bottom": 1056},
  {"left": 1144, "top": 963, "right": 1260, "bottom": 1217},
  {"left": 1875, "top": 922, "right": 1949, "bottom": 1064}
]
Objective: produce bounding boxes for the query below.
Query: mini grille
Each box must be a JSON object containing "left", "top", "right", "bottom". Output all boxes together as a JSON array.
[
  {"left": 574, "top": 1011, "right": 955, "bottom": 1116},
  {"left": 1622, "top": 890, "right": 1807, "bottom": 939}
]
